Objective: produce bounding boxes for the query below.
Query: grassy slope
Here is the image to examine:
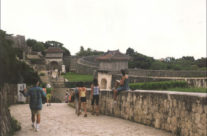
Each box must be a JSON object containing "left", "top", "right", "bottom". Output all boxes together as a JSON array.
[{"left": 64, "top": 72, "right": 93, "bottom": 82}]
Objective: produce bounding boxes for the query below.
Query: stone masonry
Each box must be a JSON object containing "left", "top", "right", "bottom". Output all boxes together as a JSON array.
[{"left": 70, "top": 89, "right": 207, "bottom": 136}]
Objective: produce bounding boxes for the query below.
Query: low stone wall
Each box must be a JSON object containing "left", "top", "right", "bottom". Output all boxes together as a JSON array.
[
  {"left": 111, "top": 74, "right": 207, "bottom": 88},
  {"left": 71, "top": 89, "right": 207, "bottom": 136},
  {"left": 0, "top": 84, "right": 17, "bottom": 136}
]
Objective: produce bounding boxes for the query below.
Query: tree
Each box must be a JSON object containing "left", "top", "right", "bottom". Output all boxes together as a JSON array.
[
  {"left": 126, "top": 47, "right": 135, "bottom": 56},
  {"left": 26, "top": 39, "right": 45, "bottom": 52},
  {"left": 0, "top": 30, "right": 39, "bottom": 87},
  {"left": 126, "top": 47, "right": 155, "bottom": 69},
  {"left": 76, "top": 46, "right": 104, "bottom": 56},
  {"left": 44, "top": 41, "right": 71, "bottom": 56},
  {"left": 196, "top": 57, "right": 207, "bottom": 68},
  {"left": 44, "top": 41, "right": 63, "bottom": 48}
]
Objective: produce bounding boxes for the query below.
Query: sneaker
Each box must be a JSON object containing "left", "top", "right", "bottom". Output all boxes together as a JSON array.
[
  {"left": 84, "top": 114, "right": 87, "bottom": 117},
  {"left": 36, "top": 127, "right": 40, "bottom": 132},
  {"left": 32, "top": 123, "right": 35, "bottom": 129},
  {"left": 36, "top": 124, "right": 40, "bottom": 132}
]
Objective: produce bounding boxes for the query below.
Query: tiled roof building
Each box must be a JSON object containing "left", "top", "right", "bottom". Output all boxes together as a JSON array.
[
  {"left": 96, "top": 50, "right": 130, "bottom": 71},
  {"left": 96, "top": 50, "right": 130, "bottom": 61}
]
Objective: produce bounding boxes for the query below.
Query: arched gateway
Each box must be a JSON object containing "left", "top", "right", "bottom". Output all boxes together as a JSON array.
[{"left": 45, "top": 47, "right": 64, "bottom": 70}]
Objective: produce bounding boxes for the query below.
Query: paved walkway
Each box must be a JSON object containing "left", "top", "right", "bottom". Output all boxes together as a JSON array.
[{"left": 10, "top": 103, "right": 173, "bottom": 136}]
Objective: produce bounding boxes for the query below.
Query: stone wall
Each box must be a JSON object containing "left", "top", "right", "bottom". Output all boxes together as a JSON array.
[
  {"left": 99, "top": 61, "right": 128, "bottom": 71},
  {"left": 75, "top": 62, "right": 97, "bottom": 75},
  {"left": 111, "top": 74, "right": 207, "bottom": 88},
  {"left": 70, "top": 89, "right": 207, "bottom": 136},
  {"left": 0, "top": 84, "right": 18, "bottom": 136}
]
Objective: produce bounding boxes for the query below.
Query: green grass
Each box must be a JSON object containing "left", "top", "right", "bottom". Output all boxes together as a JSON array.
[
  {"left": 166, "top": 87, "right": 207, "bottom": 93},
  {"left": 64, "top": 72, "right": 93, "bottom": 82}
]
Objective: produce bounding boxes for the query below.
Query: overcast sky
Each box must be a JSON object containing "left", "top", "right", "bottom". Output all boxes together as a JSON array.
[{"left": 2, "top": 0, "right": 206, "bottom": 59}]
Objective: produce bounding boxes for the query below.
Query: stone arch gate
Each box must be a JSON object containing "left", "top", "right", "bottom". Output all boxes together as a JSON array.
[{"left": 46, "top": 59, "right": 63, "bottom": 70}]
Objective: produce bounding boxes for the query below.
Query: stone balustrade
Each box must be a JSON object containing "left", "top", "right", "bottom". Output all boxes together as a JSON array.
[{"left": 71, "top": 89, "right": 207, "bottom": 136}]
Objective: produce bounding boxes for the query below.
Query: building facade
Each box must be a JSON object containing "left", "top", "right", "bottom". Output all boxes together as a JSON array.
[
  {"left": 96, "top": 50, "right": 130, "bottom": 71},
  {"left": 45, "top": 47, "right": 64, "bottom": 70}
]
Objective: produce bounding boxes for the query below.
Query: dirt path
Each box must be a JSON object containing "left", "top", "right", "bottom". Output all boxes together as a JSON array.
[{"left": 10, "top": 103, "right": 172, "bottom": 136}]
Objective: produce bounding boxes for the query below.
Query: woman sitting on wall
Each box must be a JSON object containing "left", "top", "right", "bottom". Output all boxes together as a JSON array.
[{"left": 113, "top": 69, "right": 129, "bottom": 101}]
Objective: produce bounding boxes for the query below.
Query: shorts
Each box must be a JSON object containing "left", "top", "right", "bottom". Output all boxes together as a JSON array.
[
  {"left": 31, "top": 109, "right": 41, "bottom": 115},
  {"left": 80, "top": 97, "right": 86, "bottom": 102},
  {"left": 117, "top": 87, "right": 126, "bottom": 92},
  {"left": 91, "top": 95, "right": 99, "bottom": 105},
  {"left": 117, "top": 87, "right": 128, "bottom": 94},
  {"left": 46, "top": 94, "right": 51, "bottom": 100}
]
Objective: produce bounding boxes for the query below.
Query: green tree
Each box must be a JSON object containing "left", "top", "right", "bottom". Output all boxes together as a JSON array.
[
  {"left": 195, "top": 57, "right": 207, "bottom": 68},
  {"left": 126, "top": 47, "right": 135, "bottom": 56},
  {"left": 126, "top": 47, "right": 154, "bottom": 69},
  {"left": 26, "top": 39, "right": 45, "bottom": 52},
  {"left": 0, "top": 30, "right": 39, "bottom": 87},
  {"left": 44, "top": 41, "right": 71, "bottom": 56},
  {"left": 150, "top": 61, "right": 167, "bottom": 70},
  {"left": 76, "top": 46, "right": 104, "bottom": 56},
  {"left": 44, "top": 41, "right": 63, "bottom": 48}
]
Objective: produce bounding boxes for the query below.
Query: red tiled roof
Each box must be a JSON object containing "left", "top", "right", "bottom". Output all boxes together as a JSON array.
[
  {"left": 96, "top": 50, "right": 130, "bottom": 61},
  {"left": 45, "top": 47, "right": 63, "bottom": 53}
]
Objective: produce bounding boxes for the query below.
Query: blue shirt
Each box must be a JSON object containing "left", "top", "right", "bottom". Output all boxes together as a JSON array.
[
  {"left": 93, "top": 86, "right": 99, "bottom": 95},
  {"left": 24, "top": 86, "right": 46, "bottom": 110}
]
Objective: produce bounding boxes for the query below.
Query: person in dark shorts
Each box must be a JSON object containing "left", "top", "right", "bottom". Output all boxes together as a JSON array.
[
  {"left": 91, "top": 78, "right": 100, "bottom": 115},
  {"left": 78, "top": 82, "right": 87, "bottom": 117},
  {"left": 113, "top": 69, "right": 129, "bottom": 101}
]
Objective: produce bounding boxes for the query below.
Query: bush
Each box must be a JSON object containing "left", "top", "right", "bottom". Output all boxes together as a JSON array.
[
  {"left": 129, "top": 81, "right": 188, "bottom": 90},
  {"left": 39, "top": 73, "right": 45, "bottom": 76},
  {"left": 9, "top": 117, "right": 21, "bottom": 135}
]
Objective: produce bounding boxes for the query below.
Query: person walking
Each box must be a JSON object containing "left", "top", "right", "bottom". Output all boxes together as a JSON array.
[
  {"left": 113, "top": 69, "right": 129, "bottom": 101},
  {"left": 46, "top": 84, "right": 52, "bottom": 106},
  {"left": 74, "top": 83, "right": 80, "bottom": 116},
  {"left": 78, "top": 82, "right": 87, "bottom": 117},
  {"left": 91, "top": 78, "right": 100, "bottom": 115},
  {"left": 21, "top": 81, "right": 46, "bottom": 131}
]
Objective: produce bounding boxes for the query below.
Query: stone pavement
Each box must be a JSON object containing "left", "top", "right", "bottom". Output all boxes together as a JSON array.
[{"left": 10, "top": 103, "right": 173, "bottom": 136}]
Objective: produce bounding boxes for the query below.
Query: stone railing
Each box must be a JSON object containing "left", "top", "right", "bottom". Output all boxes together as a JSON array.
[{"left": 70, "top": 89, "right": 207, "bottom": 136}]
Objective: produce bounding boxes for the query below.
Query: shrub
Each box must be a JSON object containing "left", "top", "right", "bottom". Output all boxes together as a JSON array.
[
  {"left": 129, "top": 81, "right": 188, "bottom": 90},
  {"left": 9, "top": 117, "right": 21, "bottom": 135},
  {"left": 39, "top": 73, "right": 45, "bottom": 76}
]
